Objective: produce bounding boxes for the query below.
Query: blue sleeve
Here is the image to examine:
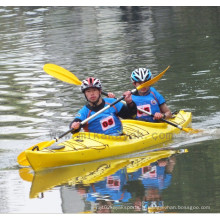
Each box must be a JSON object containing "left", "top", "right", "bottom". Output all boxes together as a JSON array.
[
  {"left": 74, "top": 106, "right": 88, "bottom": 121},
  {"left": 114, "top": 100, "right": 124, "bottom": 112},
  {"left": 150, "top": 87, "right": 166, "bottom": 105}
]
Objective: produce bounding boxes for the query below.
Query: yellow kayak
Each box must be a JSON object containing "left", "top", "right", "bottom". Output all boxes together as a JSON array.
[
  {"left": 25, "top": 110, "right": 192, "bottom": 171},
  {"left": 20, "top": 149, "right": 186, "bottom": 198}
]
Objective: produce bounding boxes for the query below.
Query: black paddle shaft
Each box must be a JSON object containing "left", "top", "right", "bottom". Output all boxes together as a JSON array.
[{"left": 58, "top": 128, "right": 74, "bottom": 140}]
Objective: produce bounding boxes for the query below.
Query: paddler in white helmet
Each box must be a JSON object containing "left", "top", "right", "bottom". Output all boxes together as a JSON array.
[{"left": 130, "top": 67, "right": 172, "bottom": 122}]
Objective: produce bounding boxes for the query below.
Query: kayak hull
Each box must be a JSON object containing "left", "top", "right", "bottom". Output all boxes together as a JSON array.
[{"left": 25, "top": 110, "right": 192, "bottom": 171}]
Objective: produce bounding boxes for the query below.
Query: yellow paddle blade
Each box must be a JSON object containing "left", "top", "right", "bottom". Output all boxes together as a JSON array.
[
  {"left": 182, "top": 127, "right": 203, "bottom": 134},
  {"left": 43, "top": 64, "right": 82, "bottom": 85},
  {"left": 136, "top": 66, "right": 170, "bottom": 90},
  {"left": 17, "top": 140, "right": 56, "bottom": 166}
]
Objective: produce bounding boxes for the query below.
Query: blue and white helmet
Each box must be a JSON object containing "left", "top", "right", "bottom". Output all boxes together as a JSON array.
[{"left": 131, "top": 68, "right": 152, "bottom": 82}]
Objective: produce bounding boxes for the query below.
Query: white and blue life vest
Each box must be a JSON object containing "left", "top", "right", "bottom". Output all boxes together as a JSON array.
[
  {"left": 75, "top": 98, "right": 123, "bottom": 135},
  {"left": 132, "top": 87, "right": 166, "bottom": 122}
]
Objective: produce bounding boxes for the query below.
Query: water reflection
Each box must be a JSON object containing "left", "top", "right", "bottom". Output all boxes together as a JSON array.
[{"left": 19, "top": 149, "right": 186, "bottom": 213}]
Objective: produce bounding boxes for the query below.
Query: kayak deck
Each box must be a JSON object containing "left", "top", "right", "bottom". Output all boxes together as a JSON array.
[{"left": 25, "top": 110, "right": 192, "bottom": 171}]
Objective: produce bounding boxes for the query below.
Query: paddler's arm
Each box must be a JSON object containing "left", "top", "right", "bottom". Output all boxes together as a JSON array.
[
  {"left": 153, "top": 103, "right": 172, "bottom": 120},
  {"left": 69, "top": 118, "right": 82, "bottom": 133},
  {"left": 117, "top": 91, "right": 137, "bottom": 119},
  {"left": 159, "top": 103, "right": 172, "bottom": 119}
]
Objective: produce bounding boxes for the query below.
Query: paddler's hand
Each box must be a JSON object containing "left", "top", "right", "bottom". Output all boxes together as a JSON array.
[
  {"left": 71, "top": 122, "right": 81, "bottom": 130},
  {"left": 153, "top": 112, "right": 165, "bottom": 120},
  {"left": 107, "top": 92, "right": 115, "bottom": 98},
  {"left": 123, "top": 91, "right": 133, "bottom": 104}
]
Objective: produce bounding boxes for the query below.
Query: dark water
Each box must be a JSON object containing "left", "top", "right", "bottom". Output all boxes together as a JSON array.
[{"left": 0, "top": 6, "right": 220, "bottom": 213}]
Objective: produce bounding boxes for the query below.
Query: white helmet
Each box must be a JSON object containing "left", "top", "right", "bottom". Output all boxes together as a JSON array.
[{"left": 131, "top": 68, "right": 152, "bottom": 82}]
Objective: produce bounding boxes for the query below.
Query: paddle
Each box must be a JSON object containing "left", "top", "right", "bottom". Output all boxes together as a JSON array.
[
  {"left": 102, "top": 92, "right": 200, "bottom": 133},
  {"left": 43, "top": 63, "right": 170, "bottom": 104},
  {"left": 43, "top": 64, "right": 82, "bottom": 85},
  {"left": 137, "top": 108, "right": 201, "bottom": 134},
  {"left": 17, "top": 68, "right": 166, "bottom": 166},
  {"left": 43, "top": 63, "right": 169, "bottom": 91}
]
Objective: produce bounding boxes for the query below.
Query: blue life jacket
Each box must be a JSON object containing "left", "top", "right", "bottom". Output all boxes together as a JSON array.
[
  {"left": 74, "top": 98, "right": 123, "bottom": 135},
  {"left": 128, "top": 163, "right": 172, "bottom": 190},
  {"left": 141, "top": 165, "right": 172, "bottom": 190},
  {"left": 132, "top": 87, "right": 166, "bottom": 122},
  {"left": 86, "top": 169, "right": 131, "bottom": 203}
]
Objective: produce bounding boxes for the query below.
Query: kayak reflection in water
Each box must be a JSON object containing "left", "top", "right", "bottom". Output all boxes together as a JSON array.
[
  {"left": 70, "top": 77, "right": 137, "bottom": 136},
  {"left": 130, "top": 67, "right": 172, "bottom": 122},
  {"left": 75, "top": 155, "right": 176, "bottom": 213}
]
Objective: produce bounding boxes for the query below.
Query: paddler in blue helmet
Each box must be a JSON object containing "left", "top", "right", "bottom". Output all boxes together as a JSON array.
[
  {"left": 130, "top": 68, "right": 172, "bottom": 122},
  {"left": 70, "top": 77, "right": 137, "bottom": 135}
]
